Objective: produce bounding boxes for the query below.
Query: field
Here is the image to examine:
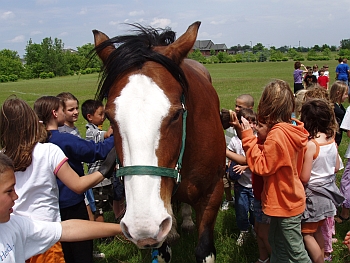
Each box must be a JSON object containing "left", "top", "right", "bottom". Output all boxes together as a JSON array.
[{"left": 1, "top": 60, "right": 350, "bottom": 262}]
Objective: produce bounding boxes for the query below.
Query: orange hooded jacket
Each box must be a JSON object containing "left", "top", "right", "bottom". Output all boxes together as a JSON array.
[{"left": 242, "top": 119, "right": 309, "bottom": 217}]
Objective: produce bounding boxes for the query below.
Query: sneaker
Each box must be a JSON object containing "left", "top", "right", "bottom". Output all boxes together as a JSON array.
[
  {"left": 93, "top": 251, "right": 105, "bottom": 258},
  {"left": 324, "top": 254, "right": 332, "bottom": 262},
  {"left": 221, "top": 198, "right": 235, "bottom": 211},
  {"left": 221, "top": 200, "right": 230, "bottom": 211},
  {"left": 236, "top": 231, "right": 249, "bottom": 246}
]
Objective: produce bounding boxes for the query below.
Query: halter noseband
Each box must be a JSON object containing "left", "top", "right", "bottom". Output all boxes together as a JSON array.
[{"left": 115, "top": 93, "right": 187, "bottom": 184}]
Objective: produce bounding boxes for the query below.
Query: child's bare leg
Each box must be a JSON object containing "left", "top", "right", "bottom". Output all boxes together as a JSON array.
[
  {"left": 303, "top": 233, "right": 324, "bottom": 263},
  {"left": 343, "top": 231, "right": 350, "bottom": 251},
  {"left": 255, "top": 222, "right": 270, "bottom": 263}
]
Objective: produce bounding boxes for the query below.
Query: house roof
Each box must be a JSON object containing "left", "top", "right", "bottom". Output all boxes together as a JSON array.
[{"left": 193, "top": 40, "right": 227, "bottom": 51}]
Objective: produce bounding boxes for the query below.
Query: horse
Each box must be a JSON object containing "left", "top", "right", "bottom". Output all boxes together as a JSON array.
[{"left": 93, "top": 21, "right": 225, "bottom": 263}]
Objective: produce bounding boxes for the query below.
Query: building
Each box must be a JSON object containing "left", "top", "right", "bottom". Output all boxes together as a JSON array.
[{"left": 192, "top": 40, "right": 228, "bottom": 56}]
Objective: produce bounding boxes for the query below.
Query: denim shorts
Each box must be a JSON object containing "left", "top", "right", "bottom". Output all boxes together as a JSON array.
[{"left": 253, "top": 198, "right": 271, "bottom": 224}]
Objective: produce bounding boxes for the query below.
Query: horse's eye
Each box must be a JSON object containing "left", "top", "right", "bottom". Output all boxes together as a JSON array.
[{"left": 172, "top": 110, "right": 182, "bottom": 122}]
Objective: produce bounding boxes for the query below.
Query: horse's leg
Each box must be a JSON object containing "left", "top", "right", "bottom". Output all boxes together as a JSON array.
[
  {"left": 181, "top": 203, "right": 195, "bottom": 231},
  {"left": 194, "top": 180, "right": 224, "bottom": 263}
]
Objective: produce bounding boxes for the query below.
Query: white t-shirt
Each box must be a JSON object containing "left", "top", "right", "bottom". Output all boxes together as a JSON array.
[
  {"left": 13, "top": 143, "right": 68, "bottom": 222},
  {"left": 341, "top": 106, "right": 350, "bottom": 158},
  {"left": 227, "top": 136, "right": 252, "bottom": 188},
  {"left": 0, "top": 215, "right": 61, "bottom": 263}
]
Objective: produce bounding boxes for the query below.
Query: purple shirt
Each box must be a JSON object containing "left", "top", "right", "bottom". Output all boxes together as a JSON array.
[{"left": 293, "top": 69, "right": 303, "bottom": 83}]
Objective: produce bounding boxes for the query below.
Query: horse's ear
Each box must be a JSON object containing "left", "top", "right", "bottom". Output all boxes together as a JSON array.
[
  {"left": 163, "top": 21, "right": 201, "bottom": 65},
  {"left": 93, "top": 30, "right": 116, "bottom": 64}
]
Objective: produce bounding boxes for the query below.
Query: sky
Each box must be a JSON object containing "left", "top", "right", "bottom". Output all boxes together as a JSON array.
[{"left": 1, "top": 0, "right": 350, "bottom": 58}]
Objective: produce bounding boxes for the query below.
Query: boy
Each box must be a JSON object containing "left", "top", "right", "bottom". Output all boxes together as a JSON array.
[
  {"left": 221, "top": 94, "right": 254, "bottom": 211},
  {"left": 317, "top": 68, "right": 329, "bottom": 90},
  {"left": 0, "top": 153, "right": 122, "bottom": 263},
  {"left": 304, "top": 68, "right": 317, "bottom": 88},
  {"left": 81, "top": 99, "right": 125, "bottom": 223},
  {"left": 241, "top": 80, "right": 311, "bottom": 263}
]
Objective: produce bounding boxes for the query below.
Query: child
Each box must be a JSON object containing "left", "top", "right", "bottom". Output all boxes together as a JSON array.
[
  {"left": 34, "top": 96, "right": 115, "bottom": 263},
  {"left": 317, "top": 68, "right": 329, "bottom": 90},
  {"left": 226, "top": 108, "right": 256, "bottom": 246},
  {"left": 299, "top": 99, "right": 344, "bottom": 263},
  {"left": 329, "top": 81, "right": 348, "bottom": 146},
  {"left": 0, "top": 97, "right": 115, "bottom": 263},
  {"left": 240, "top": 79, "right": 311, "bottom": 263},
  {"left": 336, "top": 94, "right": 350, "bottom": 225},
  {"left": 56, "top": 92, "right": 96, "bottom": 220},
  {"left": 81, "top": 99, "right": 125, "bottom": 223},
  {"left": 323, "top": 64, "right": 330, "bottom": 78},
  {"left": 57, "top": 92, "right": 81, "bottom": 136},
  {"left": 222, "top": 94, "right": 254, "bottom": 211},
  {"left": 0, "top": 153, "right": 122, "bottom": 263},
  {"left": 304, "top": 68, "right": 318, "bottom": 88},
  {"left": 293, "top": 61, "right": 308, "bottom": 94},
  {"left": 312, "top": 64, "right": 319, "bottom": 79}
]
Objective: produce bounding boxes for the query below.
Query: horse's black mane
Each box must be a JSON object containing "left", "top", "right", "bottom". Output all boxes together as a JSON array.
[{"left": 94, "top": 24, "right": 188, "bottom": 101}]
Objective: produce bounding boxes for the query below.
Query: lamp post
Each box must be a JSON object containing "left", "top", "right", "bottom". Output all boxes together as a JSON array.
[{"left": 250, "top": 41, "right": 252, "bottom": 49}]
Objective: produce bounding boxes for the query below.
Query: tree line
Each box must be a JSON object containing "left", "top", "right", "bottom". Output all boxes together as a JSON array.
[{"left": 1, "top": 37, "right": 350, "bottom": 82}]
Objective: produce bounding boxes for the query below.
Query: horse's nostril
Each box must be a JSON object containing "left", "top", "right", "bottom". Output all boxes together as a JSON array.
[{"left": 157, "top": 217, "right": 172, "bottom": 240}]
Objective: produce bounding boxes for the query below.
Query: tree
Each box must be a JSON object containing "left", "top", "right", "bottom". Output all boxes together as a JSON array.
[
  {"left": 340, "top": 39, "right": 350, "bottom": 49},
  {"left": 252, "top": 43, "right": 264, "bottom": 54},
  {"left": 0, "top": 49, "right": 24, "bottom": 77}
]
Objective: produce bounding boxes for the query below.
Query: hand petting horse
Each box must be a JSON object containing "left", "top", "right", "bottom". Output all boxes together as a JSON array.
[{"left": 93, "top": 21, "right": 225, "bottom": 263}]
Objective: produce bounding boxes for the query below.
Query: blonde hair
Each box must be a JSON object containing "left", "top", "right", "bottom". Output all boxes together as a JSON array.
[
  {"left": 329, "top": 81, "right": 348, "bottom": 104},
  {"left": 258, "top": 79, "right": 294, "bottom": 128},
  {"left": 294, "top": 89, "right": 307, "bottom": 119}
]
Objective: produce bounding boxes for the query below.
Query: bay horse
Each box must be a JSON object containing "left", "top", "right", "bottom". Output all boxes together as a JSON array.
[{"left": 93, "top": 21, "right": 225, "bottom": 263}]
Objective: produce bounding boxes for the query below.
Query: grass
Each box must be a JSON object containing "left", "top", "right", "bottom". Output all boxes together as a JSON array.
[{"left": 1, "top": 60, "right": 350, "bottom": 262}]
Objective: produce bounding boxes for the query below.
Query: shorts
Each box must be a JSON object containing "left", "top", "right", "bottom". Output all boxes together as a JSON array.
[
  {"left": 223, "top": 166, "right": 233, "bottom": 188},
  {"left": 301, "top": 219, "right": 325, "bottom": 234},
  {"left": 92, "top": 184, "right": 113, "bottom": 215},
  {"left": 253, "top": 198, "right": 271, "bottom": 224},
  {"left": 113, "top": 176, "right": 125, "bottom": 201}
]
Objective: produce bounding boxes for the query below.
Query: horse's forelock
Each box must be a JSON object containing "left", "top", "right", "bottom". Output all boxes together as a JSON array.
[{"left": 95, "top": 24, "right": 187, "bottom": 101}]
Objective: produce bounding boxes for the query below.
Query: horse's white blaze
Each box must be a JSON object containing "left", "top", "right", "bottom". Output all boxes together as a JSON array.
[{"left": 114, "top": 74, "right": 172, "bottom": 245}]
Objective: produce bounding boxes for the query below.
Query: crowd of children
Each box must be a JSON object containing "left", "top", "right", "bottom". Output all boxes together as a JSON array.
[{"left": 2, "top": 63, "right": 350, "bottom": 263}]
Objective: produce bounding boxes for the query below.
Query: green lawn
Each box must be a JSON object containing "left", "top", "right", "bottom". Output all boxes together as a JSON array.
[{"left": 1, "top": 60, "right": 350, "bottom": 262}]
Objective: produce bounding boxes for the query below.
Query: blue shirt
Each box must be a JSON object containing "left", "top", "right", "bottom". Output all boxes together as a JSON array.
[
  {"left": 48, "top": 130, "right": 114, "bottom": 208},
  {"left": 336, "top": 63, "right": 349, "bottom": 81}
]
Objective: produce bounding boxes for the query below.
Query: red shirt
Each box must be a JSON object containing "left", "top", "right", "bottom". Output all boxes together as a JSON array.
[{"left": 318, "top": 75, "right": 329, "bottom": 89}]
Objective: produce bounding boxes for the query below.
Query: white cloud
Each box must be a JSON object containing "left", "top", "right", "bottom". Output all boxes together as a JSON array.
[
  {"left": 129, "top": 10, "right": 144, "bottom": 16},
  {"left": 59, "top": 32, "right": 68, "bottom": 37},
  {"left": 210, "top": 20, "right": 226, "bottom": 25},
  {"left": 109, "top": 20, "right": 119, "bottom": 26},
  {"left": 150, "top": 18, "right": 171, "bottom": 28},
  {"left": 8, "top": 35, "right": 25, "bottom": 43},
  {"left": 30, "top": 31, "right": 42, "bottom": 36},
  {"left": 36, "top": 0, "right": 57, "bottom": 5},
  {"left": 1, "top": 11, "right": 14, "bottom": 20},
  {"left": 78, "top": 8, "right": 87, "bottom": 15}
]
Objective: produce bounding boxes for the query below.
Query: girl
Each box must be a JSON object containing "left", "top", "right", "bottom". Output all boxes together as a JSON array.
[
  {"left": 241, "top": 79, "right": 310, "bottom": 263},
  {"left": 293, "top": 61, "right": 308, "bottom": 94},
  {"left": 0, "top": 97, "right": 115, "bottom": 263},
  {"left": 34, "top": 96, "right": 115, "bottom": 263},
  {"left": 329, "top": 81, "right": 348, "bottom": 146},
  {"left": 300, "top": 99, "right": 344, "bottom": 263}
]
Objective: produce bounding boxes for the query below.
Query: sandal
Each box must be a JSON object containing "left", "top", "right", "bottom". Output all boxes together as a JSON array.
[{"left": 335, "top": 215, "right": 350, "bottom": 224}]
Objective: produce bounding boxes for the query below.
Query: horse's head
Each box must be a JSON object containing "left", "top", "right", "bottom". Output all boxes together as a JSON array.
[{"left": 93, "top": 22, "right": 200, "bottom": 248}]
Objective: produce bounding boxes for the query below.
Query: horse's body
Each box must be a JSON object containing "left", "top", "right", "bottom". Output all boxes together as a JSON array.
[{"left": 93, "top": 21, "right": 225, "bottom": 263}]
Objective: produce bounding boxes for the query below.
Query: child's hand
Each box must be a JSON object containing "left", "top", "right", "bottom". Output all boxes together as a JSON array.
[
  {"left": 240, "top": 116, "right": 251, "bottom": 131},
  {"left": 229, "top": 111, "right": 241, "bottom": 130},
  {"left": 343, "top": 231, "right": 350, "bottom": 251},
  {"left": 105, "top": 126, "right": 113, "bottom": 138},
  {"left": 233, "top": 164, "right": 247, "bottom": 174}
]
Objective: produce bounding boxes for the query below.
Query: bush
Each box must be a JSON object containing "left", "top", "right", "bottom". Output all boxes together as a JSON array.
[
  {"left": 8, "top": 74, "right": 18, "bottom": 82},
  {"left": 0, "top": 75, "right": 9, "bottom": 82},
  {"left": 39, "top": 72, "right": 48, "bottom": 79},
  {"left": 47, "top": 72, "right": 55, "bottom": 78}
]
